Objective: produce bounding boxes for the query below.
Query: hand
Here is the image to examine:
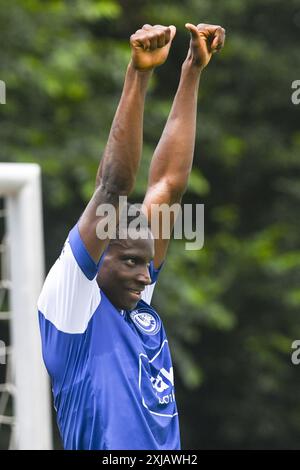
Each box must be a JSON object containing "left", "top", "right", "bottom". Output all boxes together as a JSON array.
[
  {"left": 185, "top": 23, "right": 226, "bottom": 70},
  {"left": 130, "top": 24, "right": 176, "bottom": 71}
]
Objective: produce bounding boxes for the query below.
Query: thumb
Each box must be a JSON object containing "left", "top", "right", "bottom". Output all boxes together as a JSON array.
[
  {"left": 185, "top": 23, "right": 199, "bottom": 39},
  {"left": 211, "top": 34, "right": 221, "bottom": 53},
  {"left": 169, "top": 25, "right": 177, "bottom": 41}
]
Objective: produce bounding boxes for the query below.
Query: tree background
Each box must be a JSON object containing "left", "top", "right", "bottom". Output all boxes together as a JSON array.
[{"left": 1, "top": 0, "right": 300, "bottom": 449}]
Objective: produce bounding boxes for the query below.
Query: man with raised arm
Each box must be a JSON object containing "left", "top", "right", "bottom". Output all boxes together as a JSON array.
[{"left": 38, "top": 22, "right": 225, "bottom": 450}]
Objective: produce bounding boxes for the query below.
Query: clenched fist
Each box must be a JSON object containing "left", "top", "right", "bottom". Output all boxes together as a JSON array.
[
  {"left": 185, "top": 23, "right": 226, "bottom": 70},
  {"left": 130, "top": 24, "right": 176, "bottom": 71}
]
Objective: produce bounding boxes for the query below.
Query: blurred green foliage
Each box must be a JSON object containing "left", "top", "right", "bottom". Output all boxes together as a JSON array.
[{"left": 1, "top": 0, "right": 300, "bottom": 449}]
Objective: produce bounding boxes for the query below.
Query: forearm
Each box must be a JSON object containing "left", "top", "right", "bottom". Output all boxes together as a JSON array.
[
  {"left": 148, "top": 59, "right": 202, "bottom": 195},
  {"left": 96, "top": 61, "right": 152, "bottom": 193}
]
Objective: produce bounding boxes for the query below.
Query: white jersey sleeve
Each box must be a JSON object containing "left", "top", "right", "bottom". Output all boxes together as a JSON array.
[
  {"left": 38, "top": 224, "right": 101, "bottom": 334},
  {"left": 141, "top": 262, "right": 163, "bottom": 305}
]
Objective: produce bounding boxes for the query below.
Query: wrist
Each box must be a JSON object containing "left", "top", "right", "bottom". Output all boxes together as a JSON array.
[
  {"left": 182, "top": 58, "right": 204, "bottom": 75},
  {"left": 128, "top": 60, "right": 154, "bottom": 76}
]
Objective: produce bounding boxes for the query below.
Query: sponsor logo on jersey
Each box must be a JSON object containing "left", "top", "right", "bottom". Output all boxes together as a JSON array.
[{"left": 139, "top": 340, "right": 178, "bottom": 418}]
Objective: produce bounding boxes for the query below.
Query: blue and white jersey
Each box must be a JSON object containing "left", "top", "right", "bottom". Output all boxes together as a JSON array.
[{"left": 38, "top": 225, "right": 180, "bottom": 450}]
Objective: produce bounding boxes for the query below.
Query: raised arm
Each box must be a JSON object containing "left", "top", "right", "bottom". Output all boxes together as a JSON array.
[
  {"left": 142, "top": 23, "right": 226, "bottom": 268},
  {"left": 79, "top": 24, "right": 176, "bottom": 262}
]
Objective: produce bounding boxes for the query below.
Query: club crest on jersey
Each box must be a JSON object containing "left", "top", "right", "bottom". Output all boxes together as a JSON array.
[{"left": 130, "top": 309, "right": 160, "bottom": 335}]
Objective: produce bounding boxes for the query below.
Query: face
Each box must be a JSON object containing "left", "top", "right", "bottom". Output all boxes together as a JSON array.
[{"left": 97, "top": 233, "right": 155, "bottom": 311}]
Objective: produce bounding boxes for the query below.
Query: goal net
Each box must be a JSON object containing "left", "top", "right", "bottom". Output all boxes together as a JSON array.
[{"left": 0, "top": 163, "right": 52, "bottom": 449}]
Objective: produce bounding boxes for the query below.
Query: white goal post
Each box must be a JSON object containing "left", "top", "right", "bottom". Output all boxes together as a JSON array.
[{"left": 0, "top": 163, "right": 52, "bottom": 449}]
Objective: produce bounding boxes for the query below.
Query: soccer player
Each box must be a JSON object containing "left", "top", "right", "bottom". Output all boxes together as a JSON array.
[{"left": 38, "top": 23, "right": 225, "bottom": 450}]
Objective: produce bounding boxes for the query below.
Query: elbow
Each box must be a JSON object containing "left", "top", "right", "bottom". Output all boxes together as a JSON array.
[
  {"left": 149, "top": 178, "right": 186, "bottom": 205},
  {"left": 97, "top": 173, "right": 135, "bottom": 197},
  {"left": 96, "top": 161, "right": 136, "bottom": 195},
  {"left": 163, "top": 177, "right": 188, "bottom": 201}
]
